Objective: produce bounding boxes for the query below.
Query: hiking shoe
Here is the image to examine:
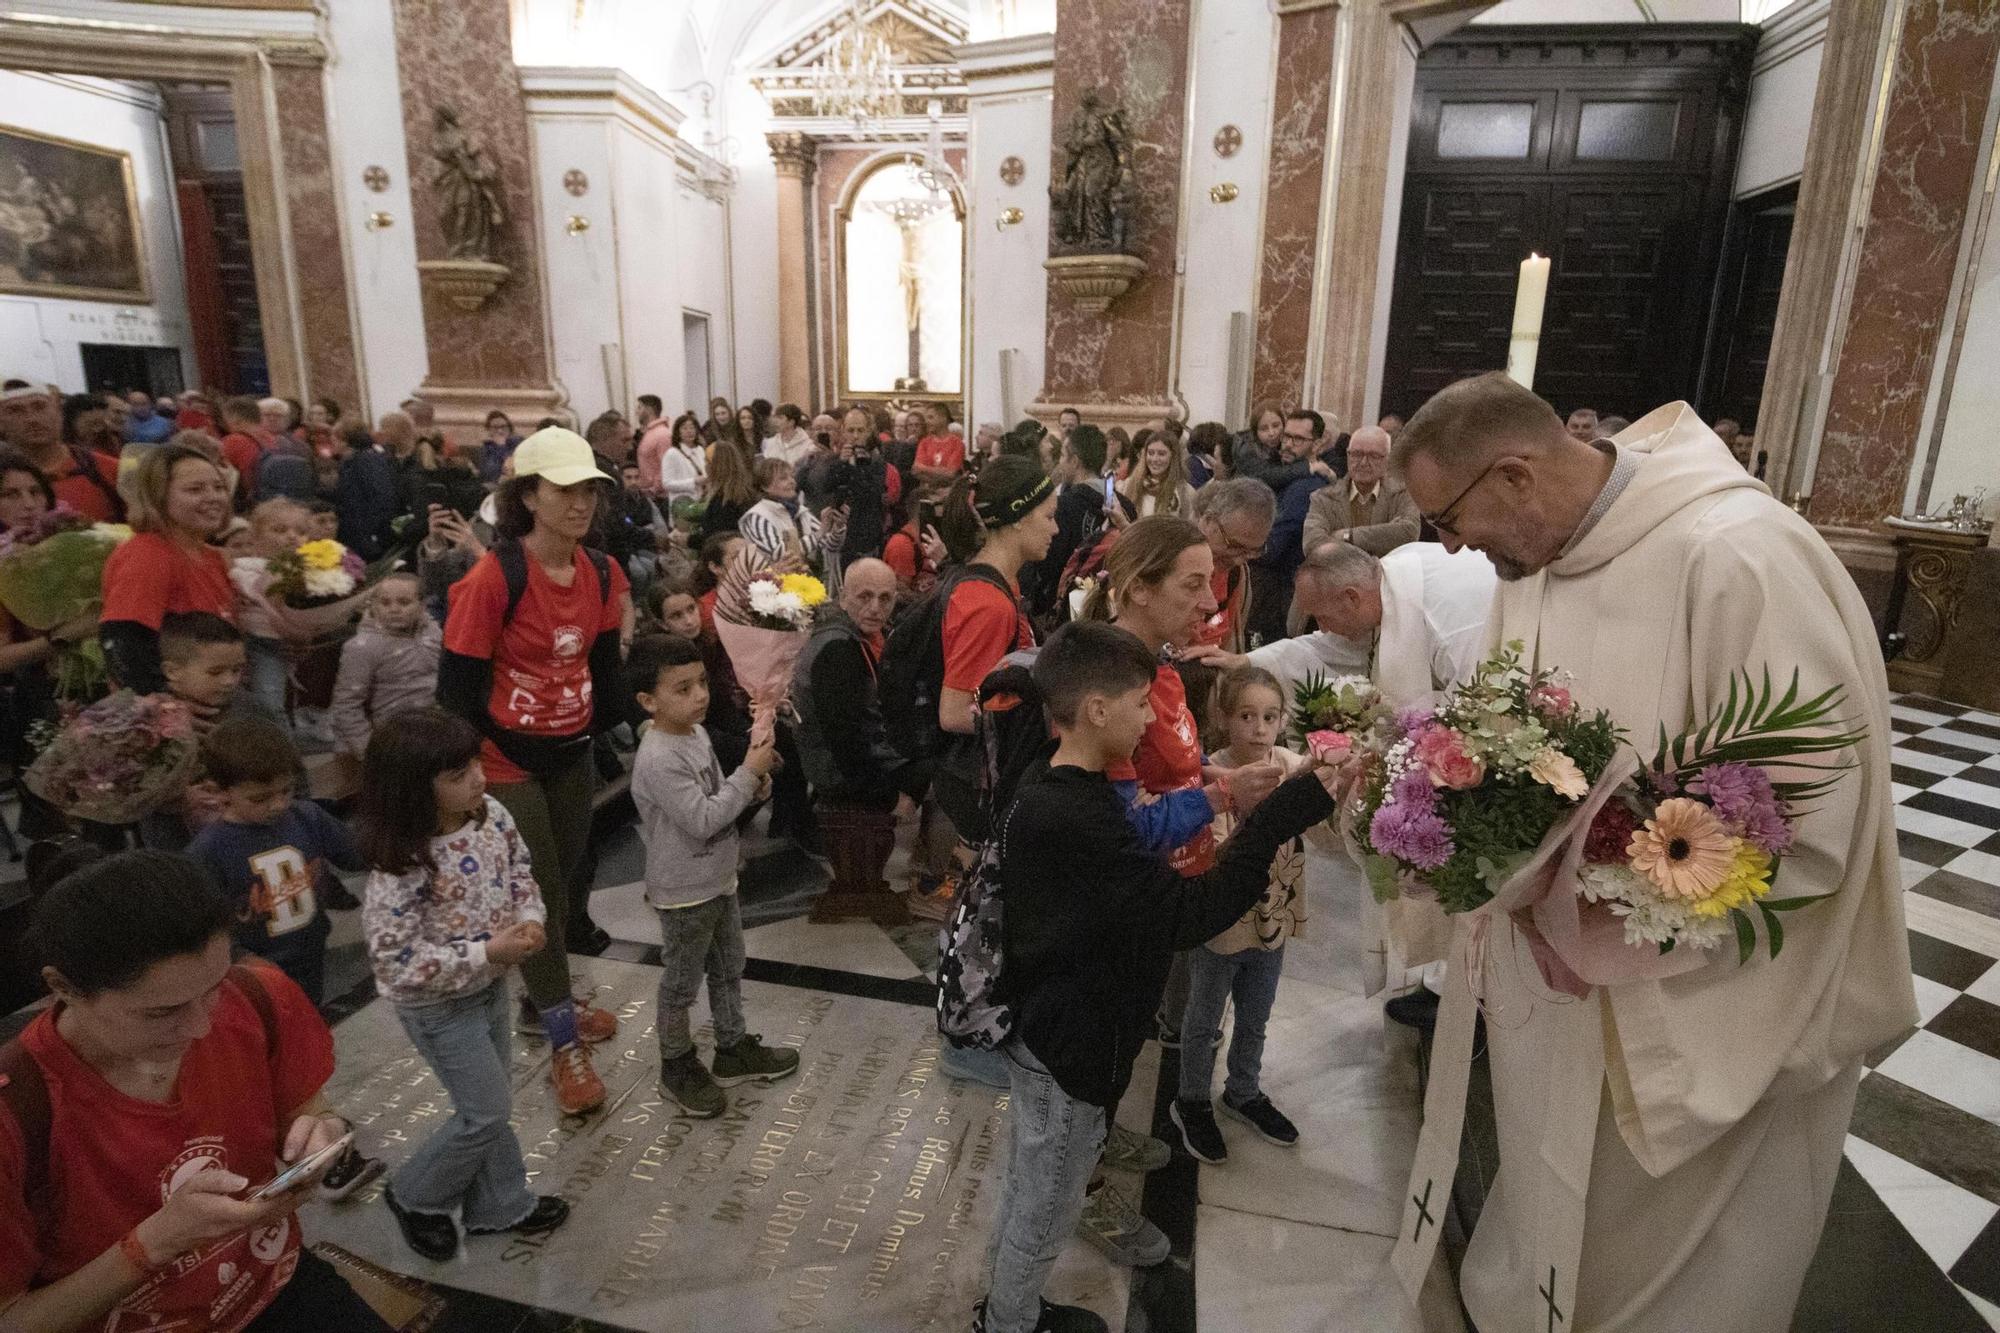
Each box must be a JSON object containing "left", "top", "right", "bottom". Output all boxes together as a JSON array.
[
  {"left": 660, "top": 1051, "right": 726, "bottom": 1118},
  {"left": 972, "top": 1297, "right": 1109, "bottom": 1333},
  {"left": 1220, "top": 1092, "right": 1299, "bottom": 1147},
  {"left": 317, "top": 1145, "right": 384, "bottom": 1202},
  {"left": 550, "top": 1042, "right": 606, "bottom": 1116},
  {"left": 1101, "top": 1122, "right": 1170, "bottom": 1174},
  {"left": 575, "top": 998, "right": 618, "bottom": 1044},
  {"left": 1154, "top": 1009, "right": 1181, "bottom": 1050},
  {"left": 1170, "top": 1099, "right": 1228, "bottom": 1164},
  {"left": 383, "top": 1181, "right": 457, "bottom": 1261},
  {"left": 906, "top": 874, "right": 957, "bottom": 923},
  {"left": 1076, "top": 1180, "right": 1169, "bottom": 1267},
  {"left": 712, "top": 1034, "right": 801, "bottom": 1087},
  {"left": 468, "top": 1194, "right": 571, "bottom": 1236}
]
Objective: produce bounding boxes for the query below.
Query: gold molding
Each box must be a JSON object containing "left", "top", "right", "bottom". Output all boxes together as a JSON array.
[
  {"left": 0, "top": 123, "right": 151, "bottom": 304},
  {"left": 768, "top": 130, "right": 818, "bottom": 180}
]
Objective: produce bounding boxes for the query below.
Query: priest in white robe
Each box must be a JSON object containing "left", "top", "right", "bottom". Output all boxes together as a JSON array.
[{"left": 1390, "top": 374, "right": 1917, "bottom": 1333}]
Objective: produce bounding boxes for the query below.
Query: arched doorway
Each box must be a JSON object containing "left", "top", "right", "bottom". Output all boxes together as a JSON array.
[{"left": 836, "top": 153, "right": 964, "bottom": 405}]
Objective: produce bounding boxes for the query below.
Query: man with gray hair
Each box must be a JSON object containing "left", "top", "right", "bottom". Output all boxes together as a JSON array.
[
  {"left": 1186, "top": 476, "right": 1276, "bottom": 654},
  {"left": 974, "top": 420, "right": 1003, "bottom": 463}
]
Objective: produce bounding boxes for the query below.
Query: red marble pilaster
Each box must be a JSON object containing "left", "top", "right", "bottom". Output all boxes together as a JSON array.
[
  {"left": 391, "top": 0, "right": 552, "bottom": 392},
  {"left": 1811, "top": 0, "right": 2000, "bottom": 526},
  {"left": 1040, "top": 0, "right": 1193, "bottom": 410},
  {"left": 1251, "top": 5, "right": 1339, "bottom": 413},
  {"left": 269, "top": 61, "right": 360, "bottom": 411}
]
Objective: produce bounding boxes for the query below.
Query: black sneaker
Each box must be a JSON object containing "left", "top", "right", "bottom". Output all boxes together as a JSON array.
[
  {"left": 660, "top": 1051, "right": 726, "bottom": 1118},
  {"left": 1220, "top": 1091, "right": 1300, "bottom": 1147},
  {"left": 1169, "top": 1098, "right": 1228, "bottom": 1164},
  {"left": 711, "top": 1034, "right": 801, "bottom": 1087},
  {"left": 972, "top": 1297, "right": 1109, "bottom": 1333},
  {"left": 1383, "top": 987, "right": 1441, "bottom": 1032},
  {"left": 569, "top": 920, "right": 613, "bottom": 956},
  {"left": 383, "top": 1181, "right": 457, "bottom": 1261},
  {"left": 1154, "top": 1009, "right": 1181, "bottom": 1050},
  {"left": 468, "top": 1194, "right": 571, "bottom": 1236},
  {"left": 317, "top": 1145, "right": 384, "bottom": 1202},
  {"left": 321, "top": 879, "right": 361, "bottom": 911}
]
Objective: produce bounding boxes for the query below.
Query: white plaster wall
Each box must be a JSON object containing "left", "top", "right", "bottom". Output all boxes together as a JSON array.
[
  {"left": 677, "top": 184, "right": 734, "bottom": 410},
  {"left": 1473, "top": 0, "right": 1740, "bottom": 21},
  {"left": 1930, "top": 214, "right": 2000, "bottom": 511},
  {"left": 725, "top": 77, "right": 780, "bottom": 405},
  {"left": 323, "top": 0, "right": 429, "bottom": 418},
  {"left": 1175, "top": 0, "right": 1278, "bottom": 425},
  {"left": 611, "top": 122, "right": 685, "bottom": 416},
  {"left": 0, "top": 74, "right": 193, "bottom": 393},
  {"left": 964, "top": 84, "right": 1052, "bottom": 427},
  {"left": 527, "top": 114, "right": 621, "bottom": 423},
  {"left": 1735, "top": 1, "right": 1828, "bottom": 197}
]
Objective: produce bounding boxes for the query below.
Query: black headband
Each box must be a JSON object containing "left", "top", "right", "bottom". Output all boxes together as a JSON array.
[{"left": 972, "top": 470, "right": 1054, "bottom": 529}]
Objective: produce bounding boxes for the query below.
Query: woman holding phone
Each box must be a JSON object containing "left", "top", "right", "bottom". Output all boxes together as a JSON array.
[{"left": 0, "top": 849, "right": 387, "bottom": 1332}]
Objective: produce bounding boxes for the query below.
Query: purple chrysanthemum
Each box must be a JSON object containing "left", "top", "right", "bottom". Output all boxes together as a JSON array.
[
  {"left": 1391, "top": 770, "right": 1436, "bottom": 809},
  {"left": 1397, "top": 706, "right": 1435, "bottom": 738},
  {"left": 1689, "top": 762, "right": 1794, "bottom": 853},
  {"left": 1370, "top": 800, "right": 1456, "bottom": 870}
]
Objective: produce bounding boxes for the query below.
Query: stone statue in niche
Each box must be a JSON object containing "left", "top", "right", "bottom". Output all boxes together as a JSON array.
[
  {"left": 430, "top": 106, "right": 505, "bottom": 262},
  {"left": 1050, "top": 89, "right": 1135, "bottom": 254}
]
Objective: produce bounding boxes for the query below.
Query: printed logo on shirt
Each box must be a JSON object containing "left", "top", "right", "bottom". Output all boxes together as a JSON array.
[
  {"left": 245, "top": 846, "right": 318, "bottom": 936},
  {"left": 551, "top": 622, "right": 586, "bottom": 659},
  {"left": 161, "top": 1141, "right": 231, "bottom": 1203}
]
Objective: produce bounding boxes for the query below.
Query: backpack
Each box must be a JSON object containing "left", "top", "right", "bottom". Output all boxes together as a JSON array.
[
  {"left": 933, "top": 652, "right": 1053, "bottom": 1051},
  {"left": 0, "top": 963, "right": 279, "bottom": 1240},
  {"left": 878, "top": 562, "right": 1015, "bottom": 760},
  {"left": 496, "top": 540, "right": 613, "bottom": 626},
  {"left": 1047, "top": 524, "right": 1117, "bottom": 632}
]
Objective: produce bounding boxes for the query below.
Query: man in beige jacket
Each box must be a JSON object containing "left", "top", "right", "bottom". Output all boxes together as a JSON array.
[
  {"left": 1390, "top": 373, "right": 1916, "bottom": 1333},
  {"left": 1302, "top": 425, "right": 1419, "bottom": 556}
]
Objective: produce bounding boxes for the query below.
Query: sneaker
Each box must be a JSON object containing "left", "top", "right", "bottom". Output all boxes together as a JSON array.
[
  {"left": 1100, "top": 1122, "right": 1170, "bottom": 1174},
  {"left": 1154, "top": 1010, "right": 1181, "bottom": 1050},
  {"left": 317, "top": 1145, "right": 384, "bottom": 1202},
  {"left": 1383, "top": 987, "right": 1441, "bottom": 1032},
  {"left": 570, "top": 921, "right": 613, "bottom": 957},
  {"left": 972, "top": 1297, "right": 1109, "bottom": 1333},
  {"left": 468, "top": 1194, "right": 571, "bottom": 1236},
  {"left": 1220, "top": 1091, "right": 1299, "bottom": 1147},
  {"left": 711, "top": 1034, "right": 801, "bottom": 1087},
  {"left": 1169, "top": 1099, "right": 1228, "bottom": 1163},
  {"left": 575, "top": 998, "right": 618, "bottom": 1044},
  {"left": 660, "top": 1051, "right": 726, "bottom": 1118},
  {"left": 906, "top": 874, "right": 957, "bottom": 923},
  {"left": 1075, "top": 1180, "right": 1169, "bottom": 1267},
  {"left": 321, "top": 879, "right": 361, "bottom": 911},
  {"left": 550, "top": 1042, "right": 606, "bottom": 1116},
  {"left": 383, "top": 1181, "right": 457, "bottom": 1261}
]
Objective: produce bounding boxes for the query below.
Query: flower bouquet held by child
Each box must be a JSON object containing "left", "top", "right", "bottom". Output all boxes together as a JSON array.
[
  {"left": 711, "top": 548, "right": 827, "bottom": 742},
  {"left": 1349, "top": 641, "right": 1864, "bottom": 995},
  {"left": 24, "top": 688, "right": 199, "bottom": 825},
  {"left": 260, "top": 536, "right": 372, "bottom": 641},
  {"left": 1288, "top": 671, "right": 1395, "bottom": 763}
]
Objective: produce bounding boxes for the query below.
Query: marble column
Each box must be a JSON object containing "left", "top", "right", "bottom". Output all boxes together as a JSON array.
[
  {"left": 267, "top": 50, "right": 362, "bottom": 413},
  {"left": 770, "top": 132, "right": 818, "bottom": 411},
  {"left": 1806, "top": 0, "right": 2000, "bottom": 530},
  {"left": 1032, "top": 0, "right": 1193, "bottom": 429},
  {"left": 1252, "top": 2, "right": 1341, "bottom": 413},
  {"left": 391, "top": 0, "right": 562, "bottom": 429}
]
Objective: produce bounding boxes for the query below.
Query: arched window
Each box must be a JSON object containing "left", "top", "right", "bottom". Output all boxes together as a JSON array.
[{"left": 839, "top": 156, "right": 963, "bottom": 396}]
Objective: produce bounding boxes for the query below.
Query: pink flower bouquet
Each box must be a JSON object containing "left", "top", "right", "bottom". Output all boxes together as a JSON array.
[
  {"left": 25, "top": 689, "right": 199, "bottom": 825},
  {"left": 712, "top": 550, "right": 828, "bottom": 742},
  {"left": 1349, "top": 643, "right": 1863, "bottom": 993}
]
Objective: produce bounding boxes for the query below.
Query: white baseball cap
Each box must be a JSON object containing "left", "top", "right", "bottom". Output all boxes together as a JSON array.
[{"left": 511, "top": 427, "right": 612, "bottom": 487}]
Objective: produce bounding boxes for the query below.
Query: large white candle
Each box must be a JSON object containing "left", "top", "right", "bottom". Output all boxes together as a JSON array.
[{"left": 1506, "top": 253, "right": 1550, "bottom": 390}]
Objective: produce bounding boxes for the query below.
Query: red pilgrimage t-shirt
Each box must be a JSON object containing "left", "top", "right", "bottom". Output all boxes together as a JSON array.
[
  {"left": 45, "top": 450, "right": 121, "bottom": 524},
  {"left": 444, "top": 547, "right": 629, "bottom": 784},
  {"left": 0, "top": 963, "right": 335, "bottom": 1330},
  {"left": 1108, "top": 664, "right": 1214, "bottom": 875},
  {"left": 100, "top": 531, "right": 237, "bottom": 629},
  {"left": 219, "top": 432, "right": 263, "bottom": 484},
  {"left": 915, "top": 434, "right": 965, "bottom": 476},
  {"left": 941, "top": 575, "right": 1033, "bottom": 694}
]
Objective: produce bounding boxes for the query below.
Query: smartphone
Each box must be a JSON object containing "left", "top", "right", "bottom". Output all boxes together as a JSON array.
[
  {"left": 250, "top": 1132, "right": 353, "bottom": 1201},
  {"left": 917, "top": 499, "right": 940, "bottom": 535},
  {"left": 1102, "top": 475, "right": 1117, "bottom": 509}
]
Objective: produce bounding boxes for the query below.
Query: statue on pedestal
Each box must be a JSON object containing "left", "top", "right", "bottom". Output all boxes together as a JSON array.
[
  {"left": 430, "top": 106, "right": 505, "bottom": 263},
  {"left": 1050, "top": 90, "right": 1135, "bottom": 255}
]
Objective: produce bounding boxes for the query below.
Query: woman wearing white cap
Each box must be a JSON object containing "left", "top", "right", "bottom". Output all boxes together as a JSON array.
[{"left": 436, "top": 427, "right": 631, "bottom": 1117}]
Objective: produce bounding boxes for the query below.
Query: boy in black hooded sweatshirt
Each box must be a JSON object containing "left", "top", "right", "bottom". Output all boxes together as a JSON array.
[{"left": 976, "top": 621, "right": 1337, "bottom": 1333}]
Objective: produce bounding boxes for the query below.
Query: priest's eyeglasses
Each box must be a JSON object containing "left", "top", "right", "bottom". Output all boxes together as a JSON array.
[{"left": 1423, "top": 456, "right": 1507, "bottom": 538}]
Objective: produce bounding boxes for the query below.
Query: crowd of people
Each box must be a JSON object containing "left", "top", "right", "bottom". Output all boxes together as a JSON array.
[{"left": 0, "top": 371, "right": 1855, "bottom": 1333}]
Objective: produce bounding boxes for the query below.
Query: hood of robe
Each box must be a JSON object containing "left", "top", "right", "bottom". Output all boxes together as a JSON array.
[{"left": 1548, "top": 402, "right": 1766, "bottom": 579}]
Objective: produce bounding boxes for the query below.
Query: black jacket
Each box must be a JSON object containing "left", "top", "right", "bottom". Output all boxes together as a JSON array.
[
  {"left": 999, "top": 763, "right": 1334, "bottom": 1109},
  {"left": 792, "top": 610, "right": 931, "bottom": 806}
]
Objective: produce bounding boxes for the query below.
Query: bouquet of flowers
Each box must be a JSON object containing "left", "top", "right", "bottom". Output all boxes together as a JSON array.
[
  {"left": 0, "top": 505, "right": 128, "bottom": 631},
  {"left": 24, "top": 689, "right": 199, "bottom": 825},
  {"left": 714, "top": 551, "right": 827, "bottom": 739},
  {"left": 1290, "top": 672, "right": 1395, "bottom": 759},
  {"left": 1350, "top": 643, "right": 1861, "bottom": 991},
  {"left": 261, "top": 537, "right": 370, "bottom": 640}
]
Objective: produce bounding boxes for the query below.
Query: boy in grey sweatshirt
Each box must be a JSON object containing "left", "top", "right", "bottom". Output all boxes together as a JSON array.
[{"left": 628, "top": 634, "right": 800, "bottom": 1118}]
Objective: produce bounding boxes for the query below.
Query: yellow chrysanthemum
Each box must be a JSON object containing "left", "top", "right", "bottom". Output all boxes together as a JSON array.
[
  {"left": 779, "top": 573, "right": 827, "bottom": 606},
  {"left": 298, "top": 538, "right": 345, "bottom": 571},
  {"left": 1687, "top": 841, "right": 1774, "bottom": 918}
]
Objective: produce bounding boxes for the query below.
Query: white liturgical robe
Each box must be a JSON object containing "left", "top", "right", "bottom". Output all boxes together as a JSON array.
[{"left": 1457, "top": 403, "right": 1918, "bottom": 1332}]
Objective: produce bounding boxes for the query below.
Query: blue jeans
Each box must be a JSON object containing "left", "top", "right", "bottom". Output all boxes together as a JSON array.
[
  {"left": 654, "top": 895, "right": 747, "bottom": 1060},
  {"left": 1178, "top": 943, "right": 1285, "bottom": 1104},
  {"left": 245, "top": 636, "right": 289, "bottom": 724},
  {"left": 984, "top": 1039, "right": 1106, "bottom": 1333},
  {"left": 940, "top": 1041, "right": 1011, "bottom": 1088},
  {"left": 390, "top": 980, "right": 536, "bottom": 1229}
]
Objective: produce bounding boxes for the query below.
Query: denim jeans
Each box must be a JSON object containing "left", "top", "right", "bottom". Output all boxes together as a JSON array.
[
  {"left": 984, "top": 1038, "right": 1106, "bottom": 1333},
  {"left": 939, "top": 1041, "right": 1011, "bottom": 1088},
  {"left": 245, "top": 636, "right": 290, "bottom": 725},
  {"left": 654, "top": 894, "right": 746, "bottom": 1060},
  {"left": 1178, "top": 943, "right": 1286, "bottom": 1105},
  {"left": 390, "top": 980, "right": 536, "bottom": 1230}
]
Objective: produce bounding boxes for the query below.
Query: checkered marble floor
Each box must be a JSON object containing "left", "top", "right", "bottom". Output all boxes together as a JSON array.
[{"left": 1855, "top": 695, "right": 2000, "bottom": 1326}]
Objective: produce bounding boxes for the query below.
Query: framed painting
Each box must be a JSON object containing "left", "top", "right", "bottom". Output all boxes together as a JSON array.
[{"left": 0, "top": 124, "right": 150, "bottom": 303}]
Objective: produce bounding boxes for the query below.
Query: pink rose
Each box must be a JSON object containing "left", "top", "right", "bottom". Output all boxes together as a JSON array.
[
  {"left": 1529, "top": 684, "right": 1573, "bottom": 718},
  {"left": 1413, "top": 726, "right": 1486, "bottom": 790},
  {"left": 1306, "top": 729, "right": 1353, "bottom": 763}
]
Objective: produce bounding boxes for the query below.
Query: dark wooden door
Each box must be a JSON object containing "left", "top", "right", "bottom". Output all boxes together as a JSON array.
[
  {"left": 1381, "top": 28, "right": 1757, "bottom": 422},
  {"left": 1700, "top": 185, "right": 1796, "bottom": 431}
]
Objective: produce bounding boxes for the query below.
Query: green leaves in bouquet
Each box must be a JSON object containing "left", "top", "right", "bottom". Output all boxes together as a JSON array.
[
  {"left": 1288, "top": 671, "right": 1385, "bottom": 749},
  {"left": 1651, "top": 666, "right": 1867, "bottom": 807},
  {"left": 1364, "top": 854, "right": 1404, "bottom": 904},
  {"left": 1424, "top": 776, "right": 1574, "bottom": 913}
]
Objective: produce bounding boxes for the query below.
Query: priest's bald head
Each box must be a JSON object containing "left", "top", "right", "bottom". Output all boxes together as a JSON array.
[
  {"left": 1391, "top": 371, "right": 1617, "bottom": 582},
  {"left": 1293, "top": 539, "right": 1383, "bottom": 639}
]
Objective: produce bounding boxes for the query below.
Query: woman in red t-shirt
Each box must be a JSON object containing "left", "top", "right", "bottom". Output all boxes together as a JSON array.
[
  {"left": 437, "top": 428, "right": 629, "bottom": 1119},
  {"left": 99, "top": 441, "right": 236, "bottom": 695},
  {"left": 0, "top": 849, "right": 384, "bottom": 1332}
]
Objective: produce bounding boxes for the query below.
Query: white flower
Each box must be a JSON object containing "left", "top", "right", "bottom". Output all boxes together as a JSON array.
[{"left": 301, "top": 567, "right": 355, "bottom": 598}]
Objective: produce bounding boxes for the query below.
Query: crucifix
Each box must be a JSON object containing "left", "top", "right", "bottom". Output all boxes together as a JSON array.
[
  {"left": 1410, "top": 1179, "right": 1437, "bottom": 1243},
  {"left": 1540, "top": 1265, "right": 1565, "bottom": 1332}
]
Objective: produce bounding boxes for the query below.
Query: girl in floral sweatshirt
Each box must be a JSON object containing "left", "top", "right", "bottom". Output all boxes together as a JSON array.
[{"left": 356, "top": 706, "right": 570, "bottom": 1262}]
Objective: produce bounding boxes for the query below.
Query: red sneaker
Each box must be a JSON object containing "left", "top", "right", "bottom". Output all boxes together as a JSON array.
[
  {"left": 551, "top": 1042, "right": 605, "bottom": 1116},
  {"left": 575, "top": 998, "right": 618, "bottom": 1044}
]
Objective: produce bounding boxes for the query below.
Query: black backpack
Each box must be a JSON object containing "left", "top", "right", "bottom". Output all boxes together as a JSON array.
[
  {"left": 878, "top": 562, "right": 1015, "bottom": 760},
  {"left": 495, "top": 540, "right": 613, "bottom": 625}
]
